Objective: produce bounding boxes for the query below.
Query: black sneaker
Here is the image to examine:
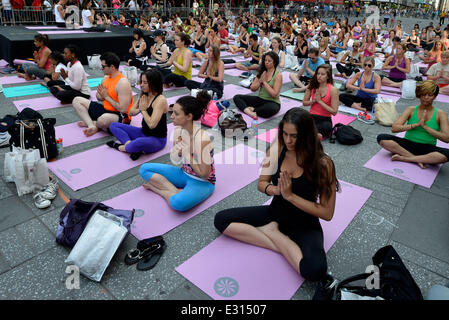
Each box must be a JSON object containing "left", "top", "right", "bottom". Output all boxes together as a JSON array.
[{"left": 312, "top": 273, "right": 338, "bottom": 300}]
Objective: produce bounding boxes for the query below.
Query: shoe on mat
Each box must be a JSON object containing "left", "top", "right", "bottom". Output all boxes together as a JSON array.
[
  {"left": 239, "top": 71, "right": 251, "bottom": 78},
  {"left": 125, "top": 236, "right": 164, "bottom": 266},
  {"left": 34, "top": 193, "right": 51, "bottom": 209},
  {"left": 39, "top": 178, "right": 59, "bottom": 200},
  {"left": 357, "top": 111, "right": 375, "bottom": 125}
]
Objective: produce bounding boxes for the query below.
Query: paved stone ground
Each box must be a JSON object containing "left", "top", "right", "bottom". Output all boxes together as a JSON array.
[{"left": 0, "top": 15, "right": 448, "bottom": 300}]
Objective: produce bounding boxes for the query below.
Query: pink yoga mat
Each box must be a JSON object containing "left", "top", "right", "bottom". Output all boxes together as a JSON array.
[
  {"left": 48, "top": 123, "right": 175, "bottom": 191},
  {"left": 0, "top": 60, "right": 9, "bottom": 67},
  {"left": 104, "top": 144, "right": 265, "bottom": 240},
  {"left": 13, "top": 91, "right": 98, "bottom": 112},
  {"left": 0, "top": 76, "right": 40, "bottom": 85},
  {"left": 54, "top": 122, "right": 110, "bottom": 148},
  {"left": 363, "top": 132, "right": 448, "bottom": 188},
  {"left": 176, "top": 180, "right": 372, "bottom": 300},
  {"left": 435, "top": 94, "right": 449, "bottom": 103},
  {"left": 256, "top": 113, "right": 356, "bottom": 143},
  {"left": 13, "top": 59, "right": 35, "bottom": 65}
]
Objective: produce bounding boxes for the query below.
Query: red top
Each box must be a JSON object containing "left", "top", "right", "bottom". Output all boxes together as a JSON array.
[
  {"left": 310, "top": 83, "right": 332, "bottom": 118},
  {"left": 218, "top": 28, "right": 229, "bottom": 44}
]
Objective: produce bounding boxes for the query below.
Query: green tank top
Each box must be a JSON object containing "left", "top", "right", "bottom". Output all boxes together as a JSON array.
[
  {"left": 258, "top": 70, "right": 281, "bottom": 104},
  {"left": 405, "top": 106, "right": 440, "bottom": 145},
  {"left": 173, "top": 48, "right": 192, "bottom": 80}
]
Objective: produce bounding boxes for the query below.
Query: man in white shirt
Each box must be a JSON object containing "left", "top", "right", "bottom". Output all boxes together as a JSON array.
[
  {"left": 49, "top": 44, "right": 91, "bottom": 104},
  {"left": 426, "top": 51, "right": 449, "bottom": 95},
  {"left": 1, "top": 0, "right": 13, "bottom": 25}
]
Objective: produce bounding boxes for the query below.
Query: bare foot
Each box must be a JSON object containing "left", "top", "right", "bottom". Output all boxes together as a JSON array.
[
  {"left": 40, "top": 81, "right": 47, "bottom": 87},
  {"left": 142, "top": 182, "right": 154, "bottom": 191},
  {"left": 418, "top": 162, "right": 427, "bottom": 169},
  {"left": 244, "top": 107, "right": 258, "bottom": 120},
  {"left": 391, "top": 154, "right": 402, "bottom": 162},
  {"left": 351, "top": 103, "right": 366, "bottom": 112},
  {"left": 77, "top": 121, "right": 87, "bottom": 127},
  {"left": 17, "top": 73, "right": 26, "bottom": 79},
  {"left": 292, "top": 87, "right": 305, "bottom": 93},
  {"left": 164, "top": 83, "right": 172, "bottom": 89},
  {"left": 83, "top": 126, "right": 99, "bottom": 137}
]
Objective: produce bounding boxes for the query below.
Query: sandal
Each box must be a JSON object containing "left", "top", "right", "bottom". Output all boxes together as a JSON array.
[
  {"left": 136, "top": 240, "right": 166, "bottom": 271},
  {"left": 124, "top": 235, "right": 164, "bottom": 265}
]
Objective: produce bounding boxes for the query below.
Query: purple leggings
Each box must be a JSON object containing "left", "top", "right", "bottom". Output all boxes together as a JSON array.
[{"left": 109, "top": 122, "right": 167, "bottom": 154}]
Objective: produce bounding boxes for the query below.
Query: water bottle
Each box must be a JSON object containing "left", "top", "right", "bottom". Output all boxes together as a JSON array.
[
  {"left": 251, "top": 119, "right": 259, "bottom": 136},
  {"left": 56, "top": 138, "right": 64, "bottom": 155}
]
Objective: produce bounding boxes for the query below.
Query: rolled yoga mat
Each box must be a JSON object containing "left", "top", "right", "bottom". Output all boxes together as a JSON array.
[
  {"left": 255, "top": 113, "right": 356, "bottom": 143},
  {"left": 37, "top": 30, "right": 112, "bottom": 35},
  {"left": 3, "top": 77, "right": 103, "bottom": 98},
  {"left": 176, "top": 180, "right": 372, "bottom": 300},
  {"left": 103, "top": 144, "right": 265, "bottom": 240},
  {"left": 48, "top": 123, "right": 175, "bottom": 191},
  {"left": 363, "top": 132, "right": 448, "bottom": 188}
]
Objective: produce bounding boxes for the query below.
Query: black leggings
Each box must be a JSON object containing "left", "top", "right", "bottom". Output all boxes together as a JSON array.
[
  {"left": 312, "top": 114, "right": 333, "bottom": 137},
  {"left": 184, "top": 79, "right": 224, "bottom": 99},
  {"left": 233, "top": 95, "right": 280, "bottom": 118},
  {"left": 49, "top": 85, "right": 91, "bottom": 104},
  {"left": 214, "top": 205, "right": 328, "bottom": 282},
  {"left": 336, "top": 63, "right": 358, "bottom": 77},
  {"left": 339, "top": 93, "right": 375, "bottom": 111}
]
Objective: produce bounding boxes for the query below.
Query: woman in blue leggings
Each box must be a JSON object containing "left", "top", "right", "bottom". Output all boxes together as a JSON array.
[
  {"left": 107, "top": 69, "right": 168, "bottom": 160},
  {"left": 139, "top": 91, "right": 216, "bottom": 212}
]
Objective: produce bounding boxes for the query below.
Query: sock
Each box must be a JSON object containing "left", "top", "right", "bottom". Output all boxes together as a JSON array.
[
  {"left": 130, "top": 152, "right": 143, "bottom": 161},
  {"left": 106, "top": 141, "right": 122, "bottom": 150}
]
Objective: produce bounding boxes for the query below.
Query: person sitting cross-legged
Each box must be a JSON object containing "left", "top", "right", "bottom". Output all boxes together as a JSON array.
[
  {"left": 426, "top": 51, "right": 449, "bottom": 96},
  {"left": 72, "top": 52, "right": 133, "bottom": 137},
  {"left": 107, "top": 69, "right": 168, "bottom": 161},
  {"left": 377, "top": 80, "right": 449, "bottom": 169},
  {"left": 289, "top": 48, "right": 325, "bottom": 93}
]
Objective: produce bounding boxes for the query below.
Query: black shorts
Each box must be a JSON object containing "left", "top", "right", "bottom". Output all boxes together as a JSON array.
[
  {"left": 387, "top": 77, "right": 405, "bottom": 83},
  {"left": 377, "top": 134, "right": 449, "bottom": 160},
  {"left": 88, "top": 101, "right": 126, "bottom": 123}
]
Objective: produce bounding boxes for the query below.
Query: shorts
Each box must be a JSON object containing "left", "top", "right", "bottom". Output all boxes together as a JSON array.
[
  {"left": 240, "top": 61, "right": 257, "bottom": 68},
  {"left": 387, "top": 77, "right": 405, "bottom": 83},
  {"left": 220, "top": 44, "right": 229, "bottom": 50},
  {"left": 88, "top": 101, "right": 127, "bottom": 123},
  {"left": 377, "top": 134, "right": 449, "bottom": 160}
]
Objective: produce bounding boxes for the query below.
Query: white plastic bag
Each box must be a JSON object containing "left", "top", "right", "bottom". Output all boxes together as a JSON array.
[
  {"left": 373, "top": 57, "right": 384, "bottom": 70},
  {"left": 191, "top": 89, "right": 214, "bottom": 98},
  {"left": 87, "top": 54, "right": 102, "bottom": 70},
  {"left": 401, "top": 79, "right": 416, "bottom": 99},
  {"left": 407, "top": 64, "right": 420, "bottom": 79},
  {"left": 405, "top": 51, "right": 415, "bottom": 60},
  {"left": 122, "top": 66, "right": 138, "bottom": 87},
  {"left": 65, "top": 210, "right": 128, "bottom": 282},
  {"left": 4, "top": 147, "right": 49, "bottom": 196}
]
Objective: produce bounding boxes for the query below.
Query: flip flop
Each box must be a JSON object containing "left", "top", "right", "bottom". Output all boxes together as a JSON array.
[
  {"left": 136, "top": 240, "right": 166, "bottom": 271},
  {"left": 124, "top": 235, "right": 164, "bottom": 265}
]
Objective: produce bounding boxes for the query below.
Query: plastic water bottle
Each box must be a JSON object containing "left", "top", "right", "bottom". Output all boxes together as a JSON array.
[
  {"left": 56, "top": 138, "right": 64, "bottom": 155},
  {"left": 251, "top": 119, "right": 259, "bottom": 136}
]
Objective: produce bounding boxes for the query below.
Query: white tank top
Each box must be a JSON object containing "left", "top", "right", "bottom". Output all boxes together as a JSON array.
[{"left": 55, "top": 4, "right": 65, "bottom": 23}]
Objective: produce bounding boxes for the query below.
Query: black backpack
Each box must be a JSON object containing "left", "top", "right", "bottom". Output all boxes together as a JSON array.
[
  {"left": 313, "top": 245, "right": 423, "bottom": 301},
  {"left": 329, "top": 123, "right": 363, "bottom": 145}
]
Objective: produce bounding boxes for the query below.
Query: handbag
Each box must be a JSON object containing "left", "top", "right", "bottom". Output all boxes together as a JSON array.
[
  {"left": 313, "top": 245, "right": 423, "bottom": 301},
  {"left": 122, "top": 66, "right": 139, "bottom": 87},
  {"left": 65, "top": 210, "right": 128, "bottom": 282},
  {"left": 4, "top": 147, "right": 49, "bottom": 196},
  {"left": 329, "top": 123, "right": 363, "bottom": 145},
  {"left": 87, "top": 54, "right": 102, "bottom": 70},
  {"left": 218, "top": 108, "right": 247, "bottom": 137},
  {"left": 56, "top": 199, "right": 135, "bottom": 248},
  {"left": 374, "top": 97, "right": 399, "bottom": 126},
  {"left": 401, "top": 79, "right": 417, "bottom": 99},
  {"left": 8, "top": 118, "right": 58, "bottom": 160}
]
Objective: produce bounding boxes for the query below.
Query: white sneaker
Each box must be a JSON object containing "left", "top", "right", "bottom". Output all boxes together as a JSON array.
[
  {"left": 33, "top": 193, "right": 51, "bottom": 209},
  {"left": 38, "top": 178, "right": 59, "bottom": 200}
]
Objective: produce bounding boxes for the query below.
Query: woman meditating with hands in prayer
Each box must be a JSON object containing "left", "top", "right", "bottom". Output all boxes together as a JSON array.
[
  {"left": 214, "top": 108, "right": 339, "bottom": 282},
  {"left": 377, "top": 80, "right": 449, "bottom": 169}
]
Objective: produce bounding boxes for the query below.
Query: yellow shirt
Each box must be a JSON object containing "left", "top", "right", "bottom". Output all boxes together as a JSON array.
[{"left": 173, "top": 48, "right": 192, "bottom": 80}]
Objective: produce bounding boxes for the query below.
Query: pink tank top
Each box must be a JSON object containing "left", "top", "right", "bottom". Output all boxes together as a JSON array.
[
  {"left": 40, "top": 46, "right": 51, "bottom": 71},
  {"left": 310, "top": 83, "right": 332, "bottom": 118}
]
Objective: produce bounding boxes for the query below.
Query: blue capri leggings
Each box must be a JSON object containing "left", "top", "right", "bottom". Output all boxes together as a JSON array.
[
  {"left": 139, "top": 163, "right": 215, "bottom": 212},
  {"left": 109, "top": 123, "right": 167, "bottom": 154}
]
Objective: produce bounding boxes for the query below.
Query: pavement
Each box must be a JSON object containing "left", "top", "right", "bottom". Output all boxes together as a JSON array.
[{"left": 0, "top": 15, "right": 448, "bottom": 301}]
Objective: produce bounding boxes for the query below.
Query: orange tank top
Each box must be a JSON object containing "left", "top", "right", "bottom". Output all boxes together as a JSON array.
[{"left": 102, "top": 73, "right": 133, "bottom": 114}]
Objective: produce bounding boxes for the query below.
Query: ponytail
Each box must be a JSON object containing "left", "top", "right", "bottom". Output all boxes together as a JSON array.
[{"left": 176, "top": 91, "right": 212, "bottom": 121}]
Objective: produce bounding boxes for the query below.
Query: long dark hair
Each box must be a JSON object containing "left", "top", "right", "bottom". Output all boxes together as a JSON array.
[
  {"left": 277, "top": 108, "right": 339, "bottom": 202},
  {"left": 141, "top": 68, "right": 163, "bottom": 96},
  {"left": 257, "top": 51, "right": 279, "bottom": 78}
]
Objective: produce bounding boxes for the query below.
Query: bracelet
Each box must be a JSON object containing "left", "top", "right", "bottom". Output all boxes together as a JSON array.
[{"left": 264, "top": 183, "right": 273, "bottom": 195}]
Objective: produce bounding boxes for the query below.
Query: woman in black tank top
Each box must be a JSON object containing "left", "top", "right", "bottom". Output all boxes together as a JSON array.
[
  {"left": 214, "top": 108, "right": 340, "bottom": 282},
  {"left": 107, "top": 69, "right": 169, "bottom": 160}
]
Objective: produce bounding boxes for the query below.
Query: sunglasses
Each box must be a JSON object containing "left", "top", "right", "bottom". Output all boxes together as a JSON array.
[
  {"left": 101, "top": 64, "right": 108, "bottom": 69},
  {"left": 364, "top": 63, "right": 372, "bottom": 68}
]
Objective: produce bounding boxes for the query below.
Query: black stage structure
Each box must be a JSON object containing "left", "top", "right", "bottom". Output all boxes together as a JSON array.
[{"left": 0, "top": 26, "right": 156, "bottom": 66}]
